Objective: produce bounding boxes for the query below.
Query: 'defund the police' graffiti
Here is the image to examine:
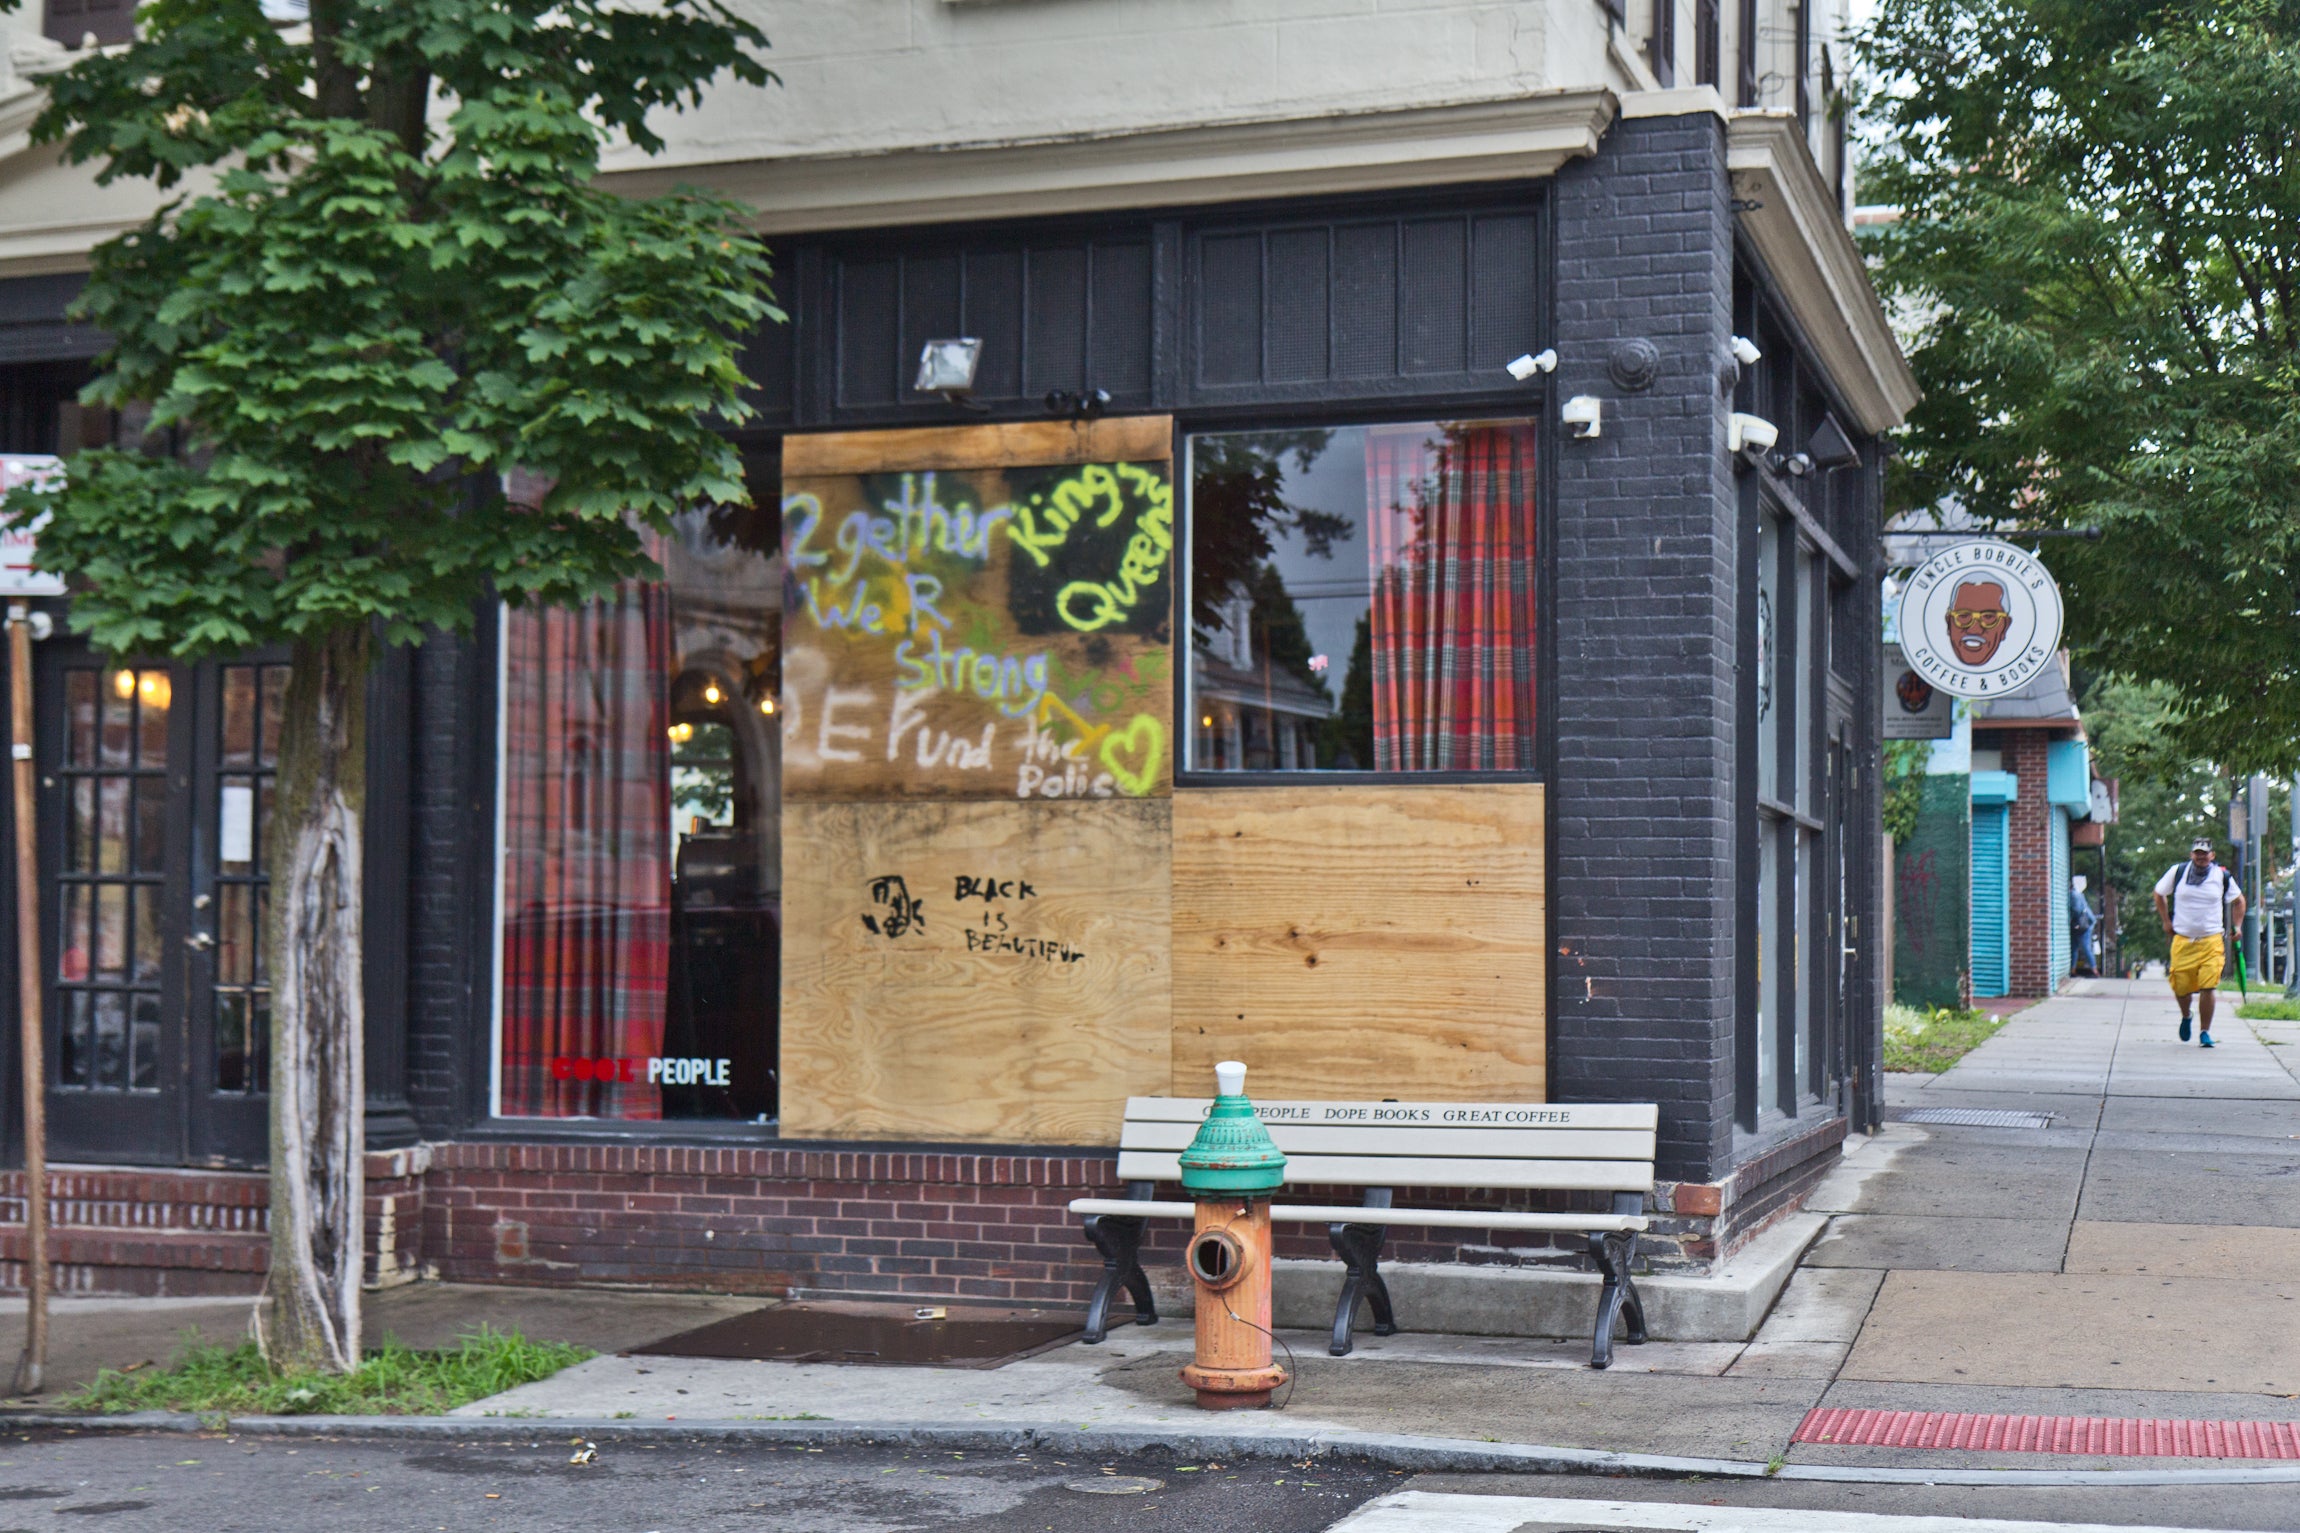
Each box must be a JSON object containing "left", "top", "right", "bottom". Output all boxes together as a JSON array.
[{"left": 780, "top": 458, "right": 1174, "bottom": 800}]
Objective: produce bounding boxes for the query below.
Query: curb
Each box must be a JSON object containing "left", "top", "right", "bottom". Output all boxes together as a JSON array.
[{"left": 6, "top": 1412, "right": 2300, "bottom": 1487}]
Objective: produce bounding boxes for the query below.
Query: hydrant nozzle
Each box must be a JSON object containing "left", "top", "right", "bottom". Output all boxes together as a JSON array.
[{"left": 1177, "top": 1061, "right": 1288, "bottom": 1409}]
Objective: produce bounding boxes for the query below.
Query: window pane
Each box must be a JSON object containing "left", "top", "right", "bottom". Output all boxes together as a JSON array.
[
  {"left": 215, "top": 990, "right": 246, "bottom": 1093},
  {"left": 259, "top": 665, "right": 288, "bottom": 766},
  {"left": 97, "top": 775, "right": 127, "bottom": 873},
  {"left": 1186, "top": 420, "right": 1538, "bottom": 773},
  {"left": 58, "top": 990, "right": 91, "bottom": 1087},
  {"left": 219, "top": 882, "right": 253, "bottom": 986},
  {"left": 100, "top": 669, "right": 133, "bottom": 766},
  {"left": 95, "top": 884, "right": 126, "bottom": 976},
  {"left": 130, "top": 991, "right": 161, "bottom": 1091},
  {"left": 221, "top": 668, "right": 256, "bottom": 767},
  {"left": 134, "top": 776, "right": 168, "bottom": 875},
  {"left": 66, "top": 669, "right": 95, "bottom": 767},
  {"left": 136, "top": 669, "right": 170, "bottom": 768},
  {"left": 92, "top": 991, "right": 126, "bottom": 1090},
  {"left": 1756, "top": 517, "right": 1781, "bottom": 801},
  {"left": 500, "top": 505, "right": 781, "bottom": 1123},
  {"left": 1755, "top": 818, "right": 1779, "bottom": 1114},
  {"left": 131, "top": 887, "right": 160, "bottom": 983},
  {"left": 59, "top": 884, "right": 88, "bottom": 981},
  {"left": 1798, "top": 549, "right": 1821, "bottom": 813},
  {"left": 66, "top": 778, "right": 93, "bottom": 872}
]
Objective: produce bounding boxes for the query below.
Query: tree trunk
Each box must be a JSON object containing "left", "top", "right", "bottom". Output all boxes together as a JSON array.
[{"left": 255, "top": 626, "right": 369, "bottom": 1374}]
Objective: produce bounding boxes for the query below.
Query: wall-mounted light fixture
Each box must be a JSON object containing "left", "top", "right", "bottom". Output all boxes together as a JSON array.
[{"left": 914, "top": 338, "right": 985, "bottom": 407}]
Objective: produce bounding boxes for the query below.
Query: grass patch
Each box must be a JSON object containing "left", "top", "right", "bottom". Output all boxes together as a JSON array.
[
  {"left": 1884, "top": 1003, "right": 2009, "bottom": 1074},
  {"left": 2237, "top": 999, "right": 2300, "bottom": 1021},
  {"left": 67, "top": 1326, "right": 590, "bottom": 1418}
]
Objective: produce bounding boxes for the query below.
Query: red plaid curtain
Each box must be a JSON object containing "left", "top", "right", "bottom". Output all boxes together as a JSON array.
[
  {"left": 498, "top": 577, "right": 673, "bottom": 1118},
  {"left": 1364, "top": 422, "right": 1539, "bottom": 771}
]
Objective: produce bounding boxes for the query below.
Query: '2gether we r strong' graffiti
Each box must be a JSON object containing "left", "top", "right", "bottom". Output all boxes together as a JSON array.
[{"left": 780, "top": 457, "right": 1174, "bottom": 800}]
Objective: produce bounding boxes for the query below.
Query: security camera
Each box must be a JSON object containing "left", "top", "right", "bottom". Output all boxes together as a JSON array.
[
  {"left": 1562, "top": 396, "right": 1602, "bottom": 439},
  {"left": 1728, "top": 412, "right": 1778, "bottom": 453},
  {"left": 1729, "top": 335, "right": 1762, "bottom": 367},
  {"left": 1783, "top": 452, "right": 1814, "bottom": 477},
  {"left": 1505, "top": 349, "right": 1558, "bottom": 381}
]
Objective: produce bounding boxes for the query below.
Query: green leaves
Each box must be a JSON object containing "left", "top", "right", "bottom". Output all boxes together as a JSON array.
[
  {"left": 1859, "top": 0, "right": 2300, "bottom": 766},
  {"left": 12, "top": 0, "right": 778, "bottom": 658}
]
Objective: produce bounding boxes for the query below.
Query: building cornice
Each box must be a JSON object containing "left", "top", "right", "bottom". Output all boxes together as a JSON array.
[
  {"left": 1726, "top": 110, "right": 1919, "bottom": 435},
  {"left": 601, "top": 89, "right": 1620, "bottom": 235}
]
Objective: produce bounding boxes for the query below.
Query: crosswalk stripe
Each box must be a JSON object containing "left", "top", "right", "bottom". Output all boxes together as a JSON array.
[{"left": 1326, "top": 1490, "right": 2276, "bottom": 1533}]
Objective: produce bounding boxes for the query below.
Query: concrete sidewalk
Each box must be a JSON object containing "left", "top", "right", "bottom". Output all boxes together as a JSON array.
[
  {"left": 442, "top": 980, "right": 2300, "bottom": 1473},
  {"left": 17, "top": 980, "right": 2300, "bottom": 1478}
]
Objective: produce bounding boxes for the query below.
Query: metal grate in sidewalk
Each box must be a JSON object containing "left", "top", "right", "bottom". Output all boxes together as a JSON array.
[
  {"left": 1795, "top": 1406, "right": 2300, "bottom": 1459},
  {"left": 1894, "top": 1107, "right": 2056, "bottom": 1128}
]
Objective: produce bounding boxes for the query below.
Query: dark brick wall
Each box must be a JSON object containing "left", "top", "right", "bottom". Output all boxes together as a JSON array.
[
  {"left": 404, "top": 620, "right": 490, "bottom": 1137},
  {"left": 1545, "top": 114, "right": 1741, "bottom": 1183}
]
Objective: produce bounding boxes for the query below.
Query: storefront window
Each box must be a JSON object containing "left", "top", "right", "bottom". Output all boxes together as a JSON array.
[
  {"left": 1184, "top": 420, "right": 1538, "bottom": 774},
  {"left": 494, "top": 503, "right": 783, "bottom": 1122}
]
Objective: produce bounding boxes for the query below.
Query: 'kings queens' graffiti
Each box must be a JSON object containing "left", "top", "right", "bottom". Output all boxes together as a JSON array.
[{"left": 781, "top": 457, "right": 1174, "bottom": 799}]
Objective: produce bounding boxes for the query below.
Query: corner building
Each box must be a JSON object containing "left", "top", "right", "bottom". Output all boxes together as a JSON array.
[{"left": 0, "top": 1, "right": 1914, "bottom": 1313}]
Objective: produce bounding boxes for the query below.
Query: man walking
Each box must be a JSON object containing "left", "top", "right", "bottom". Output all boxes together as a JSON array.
[
  {"left": 2154, "top": 838, "right": 2245, "bottom": 1047},
  {"left": 2070, "top": 875, "right": 2099, "bottom": 978}
]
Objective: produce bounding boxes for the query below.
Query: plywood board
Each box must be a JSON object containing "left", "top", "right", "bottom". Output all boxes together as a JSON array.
[
  {"left": 785, "top": 417, "right": 1172, "bottom": 476},
  {"left": 780, "top": 798, "right": 1172, "bottom": 1143},
  {"left": 781, "top": 420, "right": 1174, "bottom": 801},
  {"left": 1170, "top": 783, "right": 1546, "bottom": 1102}
]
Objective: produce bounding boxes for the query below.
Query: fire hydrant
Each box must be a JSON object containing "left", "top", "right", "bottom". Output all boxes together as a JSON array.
[{"left": 1176, "top": 1060, "right": 1288, "bottom": 1410}]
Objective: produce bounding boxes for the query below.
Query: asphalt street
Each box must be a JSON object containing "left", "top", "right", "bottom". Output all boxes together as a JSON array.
[{"left": 0, "top": 1432, "right": 2296, "bottom": 1532}]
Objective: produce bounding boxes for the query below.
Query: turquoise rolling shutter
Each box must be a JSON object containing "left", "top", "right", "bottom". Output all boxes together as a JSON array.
[
  {"left": 1972, "top": 803, "right": 2010, "bottom": 996},
  {"left": 2050, "top": 807, "right": 2071, "bottom": 983}
]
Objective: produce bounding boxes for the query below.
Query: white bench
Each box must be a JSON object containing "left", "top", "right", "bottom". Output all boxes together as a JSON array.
[{"left": 1069, "top": 1097, "right": 1660, "bottom": 1369}]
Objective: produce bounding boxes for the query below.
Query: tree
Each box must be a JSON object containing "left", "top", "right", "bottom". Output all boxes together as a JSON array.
[
  {"left": 1857, "top": 0, "right": 2300, "bottom": 767},
  {"left": 9, "top": 0, "right": 777, "bottom": 1372}
]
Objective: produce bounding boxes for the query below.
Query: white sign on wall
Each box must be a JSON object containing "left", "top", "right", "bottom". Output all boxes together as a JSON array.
[
  {"left": 1881, "top": 642, "right": 1954, "bottom": 739},
  {"left": 0, "top": 454, "right": 65, "bottom": 598},
  {"left": 1896, "top": 541, "right": 2063, "bottom": 699}
]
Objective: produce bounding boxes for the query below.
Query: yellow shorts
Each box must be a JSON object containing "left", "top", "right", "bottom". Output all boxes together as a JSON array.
[{"left": 2168, "top": 934, "right": 2225, "bottom": 998}]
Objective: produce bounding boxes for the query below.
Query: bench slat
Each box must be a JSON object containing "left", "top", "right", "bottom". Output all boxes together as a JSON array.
[
  {"left": 1117, "top": 1122, "right": 1656, "bottom": 1161},
  {"left": 1065, "top": 1197, "right": 1647, "bottom": 1233},
  {"left": 1122, "top": 1097, "right": 1657, "bottom": 1131},
  {"left": 1113, "top": 1150, "right": 1653, "bottom": 1192}
]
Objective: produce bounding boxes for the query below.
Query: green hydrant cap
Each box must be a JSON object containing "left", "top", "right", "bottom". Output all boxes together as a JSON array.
[{"left": 1178, "top": 1061, "right": 1287, "bottom": 1196}]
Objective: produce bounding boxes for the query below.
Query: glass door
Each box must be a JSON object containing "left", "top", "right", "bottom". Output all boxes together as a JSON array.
[
  {"left": 40, "top": 644, "right": 189, "bottom": 1163},
  {"left": 185, "top": 657, "right": 289, "bottom": 1165}
]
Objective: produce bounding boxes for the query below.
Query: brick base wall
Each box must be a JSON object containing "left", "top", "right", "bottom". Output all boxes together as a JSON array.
[{"left": 0, "top": 1127, "right": 1847, "bottom": 1300}]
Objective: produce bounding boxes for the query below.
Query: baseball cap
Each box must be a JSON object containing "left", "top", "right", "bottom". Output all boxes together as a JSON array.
[{"left": 2192, "top": 837, "right": 2214, "bottom": 852}]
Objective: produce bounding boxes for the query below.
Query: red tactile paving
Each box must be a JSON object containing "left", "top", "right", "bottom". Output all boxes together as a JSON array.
[{"left": 1794, "top": 1407, "right": 2300, "bottom": 1460}]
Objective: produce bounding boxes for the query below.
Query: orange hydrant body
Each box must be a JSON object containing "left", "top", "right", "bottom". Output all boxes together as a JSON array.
[{"left": 1177, "top": 1198, "right": 1287, "bottom": 1409}]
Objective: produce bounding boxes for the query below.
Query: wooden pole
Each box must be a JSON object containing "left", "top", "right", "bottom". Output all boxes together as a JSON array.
[{"left": 9, "top": 607, "right": 43, "bottom": 1396}]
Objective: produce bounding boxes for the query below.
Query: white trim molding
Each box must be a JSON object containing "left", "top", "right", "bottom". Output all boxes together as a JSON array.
[
  {"left": 1727, "top": 110, "right": 1919, "bottom": 435},
  {"left": 602, "top": 90, "right": 1620, "bottom": 236}
]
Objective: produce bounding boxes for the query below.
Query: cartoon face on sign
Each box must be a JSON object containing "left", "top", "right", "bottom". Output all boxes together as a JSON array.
[
  {"left": 1944, "top": 581, "right": 2010, "bottom": 667},
  {"left": 1897, "top": 541, "right": 2063, "bottom": 699}
]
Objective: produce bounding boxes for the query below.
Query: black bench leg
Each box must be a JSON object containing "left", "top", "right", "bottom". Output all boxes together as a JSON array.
[
  {"left": 1328, "top": 1222, "right": 1398, "bottom": 1357},
  {"left": 1080, "top": 1214, "right": 1156, "bottom": 1344},
  {"left": 1586, "top": 1230, "right": 1646, "bottom": 1370}
]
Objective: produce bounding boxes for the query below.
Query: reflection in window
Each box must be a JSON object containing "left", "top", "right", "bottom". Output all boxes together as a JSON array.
[
  {"left": 496, "top": 496, "right": 783, "bottom": 1123},
  {"left": 1186, "top": 420, "right": 1538, "bottom": 773}
]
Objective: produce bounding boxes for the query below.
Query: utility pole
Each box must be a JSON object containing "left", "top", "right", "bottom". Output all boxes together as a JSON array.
[
  {"left": 2247, "top": 773, "right": 2269, "bottom": 983},
  {"left": 2288, "top": 771, "right": 2300, "bottom": 998},
  {"left": 7, "top": 606, "right": 42, "bottom": 1396}
]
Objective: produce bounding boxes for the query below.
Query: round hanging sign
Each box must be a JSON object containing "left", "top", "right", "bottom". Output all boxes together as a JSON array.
[{"left": 1896, "top": 540, "right": 2063, "bottom": 698}]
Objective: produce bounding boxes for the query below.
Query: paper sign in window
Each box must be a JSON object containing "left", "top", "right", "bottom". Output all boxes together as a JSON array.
[{"left": 219, "top": 784, "right": 254, "bottom": 866}]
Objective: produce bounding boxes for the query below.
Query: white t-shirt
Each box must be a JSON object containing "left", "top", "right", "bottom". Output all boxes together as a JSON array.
[{"left": 2155, "top": 862, "right": 2238, "bottom": 939}]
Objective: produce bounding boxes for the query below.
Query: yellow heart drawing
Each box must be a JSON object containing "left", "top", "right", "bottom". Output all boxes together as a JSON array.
[{"left": 1098, "top": 713, "right": 1165, "bottom": 797}]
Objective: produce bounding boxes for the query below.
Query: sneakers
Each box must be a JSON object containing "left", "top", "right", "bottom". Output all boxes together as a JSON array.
[
  {"left": 2200, "top": 1032, "right": 2215, "bottom": 1049},
  {"left": 2179, "top": 1015, "right": 2193, "bottom": 1042}
]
